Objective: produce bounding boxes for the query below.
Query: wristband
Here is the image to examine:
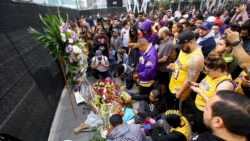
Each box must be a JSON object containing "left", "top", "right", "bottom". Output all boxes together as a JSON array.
[{"left": 231, "top": 41, "right": 241, "bottom": 47}]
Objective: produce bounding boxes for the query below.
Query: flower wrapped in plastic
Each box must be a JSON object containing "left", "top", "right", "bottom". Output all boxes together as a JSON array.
[
  {"left": 143, "top": 117, "right": 156, "bottom": 134},
  {"left": 90, "top": 102, "right": 123, "bottom": 140},
  {"left": 90, "top": 78, "right": 135, "bottom": 140}
]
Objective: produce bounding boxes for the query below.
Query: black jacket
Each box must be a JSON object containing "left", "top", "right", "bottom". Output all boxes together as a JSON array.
[{"left": 137, "top": 98, "right": 166, "bottom": 119}]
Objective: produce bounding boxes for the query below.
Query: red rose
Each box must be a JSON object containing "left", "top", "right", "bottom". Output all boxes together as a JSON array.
[{"left": 144, "top": 119, "right": 150, "bottom": 124}]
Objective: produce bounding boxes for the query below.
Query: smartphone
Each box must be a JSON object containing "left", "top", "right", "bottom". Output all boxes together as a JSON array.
[
  {"left": 242, "top": 2, "right": 246, "bottom": 7},
  {"left": 187, "top": 81, "right": 192, "bottom": 86},
  {"left": 247, "top": 68, "right": 250, "bottom": 80}
]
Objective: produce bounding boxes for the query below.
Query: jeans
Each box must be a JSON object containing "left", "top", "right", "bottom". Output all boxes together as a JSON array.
[{"left": 109, "top": 59, "right": 116, "bottom": 73}]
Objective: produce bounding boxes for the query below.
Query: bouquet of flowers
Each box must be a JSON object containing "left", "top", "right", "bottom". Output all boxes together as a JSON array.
[
  {"left": 90, "top": 102, "right": 123, "bottom": 141},
  {"left": 90, "top": 78, "right": 133, "bottom": 140},
  {"left": 93, "top": 78, "right": 118, "bottom": 105},
  {"left": 28, "top": 10, "right": 94, "bottom": 103}
]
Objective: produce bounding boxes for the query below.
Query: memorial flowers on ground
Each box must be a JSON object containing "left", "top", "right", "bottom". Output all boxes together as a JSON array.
[{"left": 90, "top": 78, "right": 132, "bottom": 140}]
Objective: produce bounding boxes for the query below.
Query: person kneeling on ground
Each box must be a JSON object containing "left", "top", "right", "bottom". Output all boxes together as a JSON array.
[
  {"left": 108, "top": 114, "right": 146, "bottom": 141},
  {"left": 91, "top": 50, "right": 110, "bottom": 80},
  {"left": 116, "top": 63, "right": 135, "bottom": 89}
]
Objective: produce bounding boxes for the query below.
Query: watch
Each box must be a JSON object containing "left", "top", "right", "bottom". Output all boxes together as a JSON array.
[{"left": 230, "top": 41, "right": 241, "bottom": 47}]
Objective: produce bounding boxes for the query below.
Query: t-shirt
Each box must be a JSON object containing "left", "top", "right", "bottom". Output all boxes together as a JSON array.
[
  {"left": 117, "top": 53, "right": 129, "bottom": 65},
  {"left": 121, "top": 28, "right": 129, "bottom": 47},
  {"left": 195, "top": 74, "right": 232, "bottom": 111},
  {"left": 169, "top": 48, "right": 203, "bottom": 100},
  {"left": 109, "top": 49, "right": 116, "bottom": 60},
  {"left": 157, "top": 38, "right": 173, "bottom": 72},
  {"left": 91, "top": 56, "right": 109, "bottom": 72}
]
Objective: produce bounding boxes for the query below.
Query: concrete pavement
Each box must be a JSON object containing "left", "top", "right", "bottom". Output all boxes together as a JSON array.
[{"left": 48, "top": 76, "right": 141, "bottom": 141}]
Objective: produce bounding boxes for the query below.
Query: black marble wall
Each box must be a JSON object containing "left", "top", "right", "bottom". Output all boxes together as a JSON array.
[{"left": 0, "top": 1, "right": 79, "bottom": 140}]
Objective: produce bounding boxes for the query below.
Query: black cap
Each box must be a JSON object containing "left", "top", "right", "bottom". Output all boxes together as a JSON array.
[{"left": 176, "top": 30, "right": 195, "bottom": 46}]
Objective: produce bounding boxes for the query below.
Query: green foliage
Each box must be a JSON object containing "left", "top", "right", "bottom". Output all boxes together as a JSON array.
[
  {"left": 90, "top": 127, "right": 107, "bottom": 141},
  {"left": 28, "top": 11, "right": 65, "bottom": 60},
  {"left": 157, "top": 0, "right": 171, "bottom": 9}
]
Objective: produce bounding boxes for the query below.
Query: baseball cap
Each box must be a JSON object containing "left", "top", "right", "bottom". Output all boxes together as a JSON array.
[
  {"left": 95, "top": 50, "right": 102, "bottom": 57},
  {"left": 176, "top": 30, "right": 195, "bottom": 47},
  {"left": 200, "top": 21, "right": 212, "bottom": 30},
  {"left": 206, "top": 16, "right": 216, "bottom": 23},
  {"left": 183, "top": 14, "right": 189, "bottom": 19}
]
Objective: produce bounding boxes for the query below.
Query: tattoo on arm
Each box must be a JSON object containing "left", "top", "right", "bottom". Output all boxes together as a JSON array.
[
  {"left": 238, "top": 60, "right": 244, "bottom": 65},
  {"left": 187, "top": 55, "right": 204, "bottom": 81}
]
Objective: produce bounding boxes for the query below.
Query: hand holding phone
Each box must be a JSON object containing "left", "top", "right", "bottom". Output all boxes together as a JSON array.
[
  {"left": 188, "top": 81, "right": 199, "bottom": 87},
  {"left": 247, "top": 68, "right": 250, "bottom": 80},
  {"left": 187, "top": 81, "right": 193, "bottom": 86},
  {"left": 241, "top": 4, "right": 247, "bottom": 12}
]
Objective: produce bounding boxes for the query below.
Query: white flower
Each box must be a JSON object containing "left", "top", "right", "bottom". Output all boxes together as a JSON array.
[
  {"left": 60, "top": 33, "right": 65, "bottom": 38},
  {"left": 60, "top": 33, "right": 66, "bottom": 42},
  {"left": 78, "top": 60, "right": 84, "bottom": 65},
  {"left": 62, "top": 37, "right": 66, "bottom": 42},
  {"left": 68, "top": 38, "right": 73, "bottom": 43},
  {"left": 72, "top": 45, "right": 82, "bottom": 54},
  {"left": 100, "top": 128, "right": 108, "bottom": 138}
]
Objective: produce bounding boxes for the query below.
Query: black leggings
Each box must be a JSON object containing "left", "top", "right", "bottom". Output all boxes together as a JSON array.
[{"left": 132, "top": 84, "right": 154, "bottom": 100}]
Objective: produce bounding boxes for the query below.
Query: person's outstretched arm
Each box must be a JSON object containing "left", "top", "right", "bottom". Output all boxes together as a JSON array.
[{"left": 226, "top": 29, "right": 250, "bottom": 70}]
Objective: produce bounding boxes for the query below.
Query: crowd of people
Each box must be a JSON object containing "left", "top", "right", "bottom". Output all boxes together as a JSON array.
[{"left": 72, "top": 5, "right": 250, "bottom": 141}]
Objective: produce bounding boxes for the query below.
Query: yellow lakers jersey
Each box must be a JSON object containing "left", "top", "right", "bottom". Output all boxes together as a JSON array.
[
  {"left": 195, "top": 74, "right": 232, "bottom": 111},
  {"left": 170, "top": 116, "right": 191, "bottom": 141},
  {"left": 234, "top": 71, "right": 247, "bottom": 94},
  {"left": 169, "top": 48, "right": 203, "bottom": 100}
]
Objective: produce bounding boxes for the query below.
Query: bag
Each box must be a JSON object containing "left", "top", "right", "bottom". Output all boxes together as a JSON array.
[{"left": 149, "top": 119, "right": 170, "bottom": 137}]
